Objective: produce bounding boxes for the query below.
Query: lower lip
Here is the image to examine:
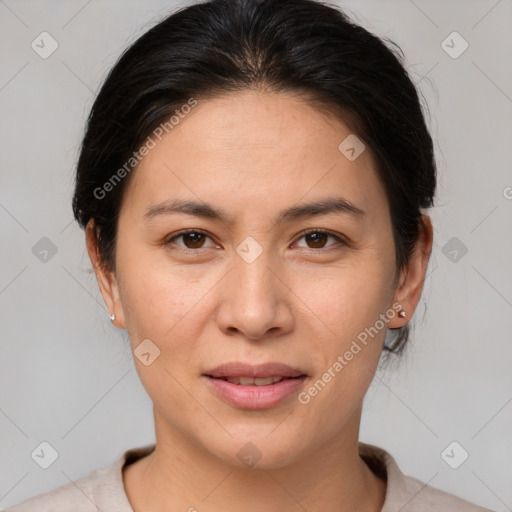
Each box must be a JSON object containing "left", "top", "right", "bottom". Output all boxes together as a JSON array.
[{"left": 203, "top": 375, "right": 307, "bottom": 409}]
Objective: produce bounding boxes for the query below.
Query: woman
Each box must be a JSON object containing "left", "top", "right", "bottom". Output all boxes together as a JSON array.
[{"left": 6, "top": 0, "right": 495, "bottom": 510}]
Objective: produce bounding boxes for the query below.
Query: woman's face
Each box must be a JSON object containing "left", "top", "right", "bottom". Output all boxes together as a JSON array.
[{"left": 90, "top": 90, "right": 425, "bottom": 468}]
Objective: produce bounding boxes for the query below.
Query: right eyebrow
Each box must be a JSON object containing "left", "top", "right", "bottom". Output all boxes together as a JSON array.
[{"left": 143, "top": 196, "right": 367, "bottom": 225}]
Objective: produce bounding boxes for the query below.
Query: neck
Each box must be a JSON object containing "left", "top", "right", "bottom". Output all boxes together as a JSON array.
[{"left": 123, "top": 406, "right": 386, "bottom": 512}]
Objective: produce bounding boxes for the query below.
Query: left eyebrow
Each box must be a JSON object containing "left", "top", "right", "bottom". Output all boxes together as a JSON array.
[
  {"left": 143, "top": 196, "right": 367, "bottom": 225},
  {"left": 276, "top": 197, "right": 367, "bottom": 223},
  {"left": 143, "top": 198, "right": 231, "bottom": 223}
]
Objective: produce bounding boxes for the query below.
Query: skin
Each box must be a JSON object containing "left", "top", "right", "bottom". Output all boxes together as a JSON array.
[{"left": 86, "top": 89, "right": 433, "bottom": 512}]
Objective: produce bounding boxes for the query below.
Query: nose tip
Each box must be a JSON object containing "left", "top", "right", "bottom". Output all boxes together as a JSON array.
[
  {"left": 215, "top": 254, "right": 293, "bottom": 340},
  {"left": 239, "top": 324, "right": 279, "bottom": 341}
]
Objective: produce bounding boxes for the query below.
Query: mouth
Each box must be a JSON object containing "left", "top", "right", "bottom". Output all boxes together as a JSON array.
[
  {"left": 206, "top": 375, "right": 305, "bottom": 386},
  {"left": 202, "top": 362, "right": 308, "bottom": 409},
  {"left": 203, "top": 361, "right": 307, "bottom": 381}
]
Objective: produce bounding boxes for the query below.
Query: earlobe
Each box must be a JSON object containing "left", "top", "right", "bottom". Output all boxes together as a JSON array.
[
  {"left": 85, "top": 219, "right": 126, "bottom": 329},
  {"left": 388, "top": 214, "right": 433, "bottom": 328}
]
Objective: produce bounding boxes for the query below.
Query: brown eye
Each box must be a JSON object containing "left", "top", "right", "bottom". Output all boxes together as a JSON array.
[
  {"left": 181, "top": 232, "right": 206, "bottom": 248},
  {"left": 294, "top": 229, "right": 345, "bottom": 250},
  {"left": 304, "top": 231, "right": 329, "bottom": 248},
  {"left": 165, "top": 230, "right": 216, "bottom": 251}
]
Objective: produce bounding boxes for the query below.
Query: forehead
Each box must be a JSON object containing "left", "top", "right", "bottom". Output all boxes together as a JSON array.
[{"left": 121, "top": 90, "right": 388, "bottom": 223}]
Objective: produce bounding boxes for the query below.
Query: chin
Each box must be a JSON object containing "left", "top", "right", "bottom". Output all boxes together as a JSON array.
[{"left": 204, "top": 431, "right": 306, "bottom": 470}]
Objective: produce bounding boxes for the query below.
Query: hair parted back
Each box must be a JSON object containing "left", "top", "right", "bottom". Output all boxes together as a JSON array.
[{"left": 72, "top": 0, "right": 437, "bottom": 355}]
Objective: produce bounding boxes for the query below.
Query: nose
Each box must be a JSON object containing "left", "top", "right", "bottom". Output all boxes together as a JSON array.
[{"left": 215, "top": 247, "right": 294, "bottom": 341}]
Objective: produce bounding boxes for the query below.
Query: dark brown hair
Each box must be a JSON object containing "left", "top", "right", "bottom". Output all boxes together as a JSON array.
[{"left": 72, "top": 0, "right": 436, "bottom": 354}]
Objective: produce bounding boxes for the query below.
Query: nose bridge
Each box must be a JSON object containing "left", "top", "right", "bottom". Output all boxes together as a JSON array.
[
  {"left": 219, "top": 240, "right": 285, "bottom": 338},
  {"left": 233, "top": 240, "right": 277, "bottom": 306}
]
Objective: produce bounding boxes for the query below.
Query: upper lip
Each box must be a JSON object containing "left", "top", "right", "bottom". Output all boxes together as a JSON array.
[{"left": 204, "top": 362, "right": 306, "bottom": 379}]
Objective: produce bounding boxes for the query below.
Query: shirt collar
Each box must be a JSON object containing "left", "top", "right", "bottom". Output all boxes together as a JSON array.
[{"left": 94, "top": 442, "right": 409, "bottom": 512}]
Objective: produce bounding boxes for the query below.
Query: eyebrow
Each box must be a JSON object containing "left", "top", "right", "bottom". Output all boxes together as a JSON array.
[{"left": 143, "top": 196, "right": 367, "bottom": 224}]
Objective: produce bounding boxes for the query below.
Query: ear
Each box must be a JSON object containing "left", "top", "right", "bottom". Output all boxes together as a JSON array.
[
  {"left": 387, "top": 214, "right": 433, "bottom": 328},
  {"left": 85, "top": 219, "right": 126, "bottom": 329}
]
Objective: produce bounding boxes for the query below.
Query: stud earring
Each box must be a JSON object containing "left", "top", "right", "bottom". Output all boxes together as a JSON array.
[
  {"left": 109, "top": 312, "right": 116, "bottom": 321},
  {"left": 398, "top": 310, "right": 406, "bottom": 318}
]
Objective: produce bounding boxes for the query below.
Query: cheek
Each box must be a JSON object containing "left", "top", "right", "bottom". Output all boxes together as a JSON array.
[
  {"left": 329, "top": 275, "right": 393, "bottom": 340},
  {"left": 114, "top": 247, "right": 210, "bottom": 414},
  {"left": 116, "top": 244, "right": 216, "bottom": 341},
  {"left": 290, "top": 248, "right": 395, "bottom": 406},
  {"left": 294, "top": 268, "right": 392, "bottom": 433},
  {"left": 295, "top": 255, "right": 394, "bottom": 342}
]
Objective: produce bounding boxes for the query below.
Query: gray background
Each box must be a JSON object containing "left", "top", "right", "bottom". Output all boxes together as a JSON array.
[{"left": 1, "top": 0, "right": 511, "bottom": 510}]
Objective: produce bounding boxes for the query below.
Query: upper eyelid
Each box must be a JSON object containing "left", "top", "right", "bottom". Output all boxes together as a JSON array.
[
  {"left": 165, "top": 229, "right": 217, "bottom": 247},
  {"left": 293, "top": 229, "right": 346, "bottom": 247},
  {"left": 166, "top": 228, "right": 345, "bottom": 248}
]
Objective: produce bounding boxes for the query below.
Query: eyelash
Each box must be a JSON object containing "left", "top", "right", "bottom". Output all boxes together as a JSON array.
[{"left": 163, "top": 228, "right": 347, "bottom": 253}]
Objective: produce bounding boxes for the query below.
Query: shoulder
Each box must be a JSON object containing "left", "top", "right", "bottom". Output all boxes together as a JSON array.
[
  {"left": 4, "top": 471, "right": 99, "bottom": 512},
  {"left": 399, "top": 473, "right": 495, "bottom": 511},
  {"left": 5, "top": 444, "right": 155, "bottom": 512},
  {"left": 358, "top": 442, "right": 495, "bottom": 512}
]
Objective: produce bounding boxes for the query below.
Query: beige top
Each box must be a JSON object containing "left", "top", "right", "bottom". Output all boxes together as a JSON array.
[{"left": 6, "top": 442, "right": 494, "bottom": 511}]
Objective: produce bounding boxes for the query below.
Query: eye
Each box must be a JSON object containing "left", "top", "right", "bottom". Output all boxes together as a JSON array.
[
  {"left": 293, "top": 229, "right": 346, "bottom": 250},
  {"left": 163, "top": 228, "right": 347, "bottom": 252},
  {"left": 164, "top": 229, "right": 218, "bottom": 251}
]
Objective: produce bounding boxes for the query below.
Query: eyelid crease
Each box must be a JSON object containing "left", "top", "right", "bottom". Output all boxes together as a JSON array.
[
  {"left": 163, "top": 228, "right": 349, "bottom": 251},
  {"left": 293, "top": 228, "right": 347, "bottom": 247}
]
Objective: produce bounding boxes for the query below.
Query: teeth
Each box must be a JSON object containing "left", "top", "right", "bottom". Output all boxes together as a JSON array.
[{"left": 224, "top": 376, "right": 285, "bottom": 386}]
